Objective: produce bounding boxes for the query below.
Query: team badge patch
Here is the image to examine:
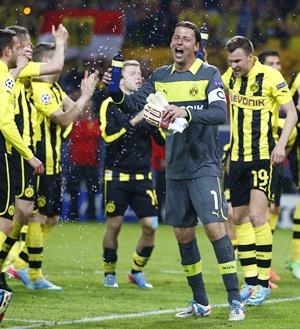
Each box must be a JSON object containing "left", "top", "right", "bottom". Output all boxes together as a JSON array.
[
  {"left": 4, "top": 78, "right": 14, "bottom": 89},
  {"left": 276, "top": 82, "right": 287, "bottom": 90},
  {"left": 250, "top": 82, "right": 259, "bottom": 93},
  {"left": 24, "top": 187, "right": 34, "bottom": 198},
  {"left": 189, "top": 85, "right": 199, "bottom": 97},
  {"left": 41, "top": 93, "right": 51, "bottom": 104},
  {"left": 106, "top": 202, "right": 116, "bottom": 213},
  {"left": 8, "top": 205, "right": 15, "bottom": 216},
  {"left": 37, "top": 196, "right": 46, "bottom": 208}
]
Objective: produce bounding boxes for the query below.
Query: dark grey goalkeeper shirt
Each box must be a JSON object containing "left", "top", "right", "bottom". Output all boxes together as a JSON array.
[{"left": 115, "top": 58, "right": 227, "bottom": 179}]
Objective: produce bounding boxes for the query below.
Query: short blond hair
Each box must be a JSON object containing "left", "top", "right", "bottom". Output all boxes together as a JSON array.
[{"left": 123, "top": 60, "right": 140, "bottom": 70}]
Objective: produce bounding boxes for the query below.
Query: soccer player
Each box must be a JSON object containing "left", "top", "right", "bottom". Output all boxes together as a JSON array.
[
  {"left": 103, "top": 21, "right": 245, "bottom": 321},
  {"left": 9, "top": 42, "right": 99, "bottom": 290},
  {"left": 288, "top": 70, "right": 300, "bottom": 278},
  {"left": 257, "top": 49, "right": 297, "bottom": 286},
  {"left": 0, "top": 24, "right": 68, "bottom": 291},
  {"left": 0, "top": 28, "right": 43, "bottom": 322},
  {"left": 100, "top": 60, "right": 163, "bottom": 289},
  {"left": 222, "top": 36, "right": 297, "bottom": 305}
]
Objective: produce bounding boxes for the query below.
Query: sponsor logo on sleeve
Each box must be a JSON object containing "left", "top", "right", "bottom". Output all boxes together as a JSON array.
[{"left": 276, "top": 82, "right": 287, "bottom": 90}]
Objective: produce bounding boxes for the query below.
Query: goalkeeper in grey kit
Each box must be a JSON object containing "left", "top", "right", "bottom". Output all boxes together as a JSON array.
[{"left": 102, "top": 21, "right": 245, "bottom": 321}]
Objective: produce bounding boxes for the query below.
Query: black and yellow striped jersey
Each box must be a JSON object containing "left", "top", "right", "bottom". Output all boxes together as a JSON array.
[
  {"left": 0, "top": 60, "right": 33, "bottom": 160},
  {"left": 222, "top": 58, "right": 292, "bottom": 162},
  {"left": 290, "top": 72, "right": 300, "bottom": 101},
  {"left": 14, "top": 62, "right": 41, "bottom": 151},
  {"left": 31, "top": 81, "right": 67, "bottom": 175},
  {"left": 290, "top": 72, "right": 300, "bottom": 128},
  {"left": 100, "top": 97, "right": 164, "bottom": 176}
]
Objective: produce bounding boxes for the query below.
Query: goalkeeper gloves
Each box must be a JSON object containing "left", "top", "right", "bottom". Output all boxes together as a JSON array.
[{"left": 143, "top": 91, "right": 188, "bottom": 133}]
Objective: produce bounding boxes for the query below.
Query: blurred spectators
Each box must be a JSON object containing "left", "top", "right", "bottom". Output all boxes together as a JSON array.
[
  {"left": 2, "top": 0, "right": 300, "bottom": 51},
  {"left": 65, "top": 101, "right": 101, "bottom": 221}
]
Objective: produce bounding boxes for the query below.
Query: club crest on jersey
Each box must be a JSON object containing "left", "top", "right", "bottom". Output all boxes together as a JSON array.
[
  {"left": 8, "top": 204, "right": 15, "bottom": 216},
  {"left": 189, "top": 85, "right": 199, "bottom": 97},
  {"left": 24, "top": 187, "right": 34, "bottom": 198},
  {"left": 4, "top": 78, "right": 14, "bottom": 89},
  {"left": 106, "top": 202, "right": 116, "bottom": 213},
  {"left": 41, "top": 93, "right": 51, "bottom": 104},
  {"left": 250, "top": 82, "right": 259, "bottom": 93},
  {"left": 37, "top": 196, "right": 46, "bottom": 208}
]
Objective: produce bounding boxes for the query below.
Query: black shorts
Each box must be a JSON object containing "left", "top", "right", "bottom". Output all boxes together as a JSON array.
[
  {"left": 12, "top": 152, "right": 37, "bottom": 201},
  {"left": 164, "top": 176, "right": 226, "bottom": 227},
  {"left": 36, "top": 174, "right": 61, "bottom": 217},
  {"left": 0, "top": 154, "right": 15, "bottom": 220},
  {"left": 273, "top": 164, "right": 283, "bottom": 207},
  {"left": 229, "top": 160, "right": 277, "bottom": 207},
  {"left": 104, "top": 178, "right": 158, "bottom": 218}
]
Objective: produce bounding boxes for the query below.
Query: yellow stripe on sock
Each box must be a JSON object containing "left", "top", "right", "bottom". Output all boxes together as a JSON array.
[
  {"left": 131, "top": 251, "right": 149, "bottom": 271},
  {"left": 14, "top": 247, "right": 28, "bottom": 270},
  {"left": 219, "top": 260, "right": 237, "bottom": 274},
  {"left": 103, "top": 261, "right": 116, "bottom": 273},
  {"left": 254, "top": 223, "right": 272, "bottom": 281},
  {"left": 182, "top": 260, "right": 202, "bottom": 277},
  {"left": 236, "top": 222, "right": 257, "bottom": 278},
  {"left": 27, "top": 222, "right": 43, "bottom": 282}
]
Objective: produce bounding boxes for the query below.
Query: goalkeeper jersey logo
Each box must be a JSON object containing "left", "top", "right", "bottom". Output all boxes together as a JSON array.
[{"left": 189, "top": 85, "right": 199, "bottom": 97}]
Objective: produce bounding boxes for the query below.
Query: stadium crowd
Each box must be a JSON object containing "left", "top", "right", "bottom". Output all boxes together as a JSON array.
[{"left": 1, "top": 0, "right": 300, "bottom": 49}]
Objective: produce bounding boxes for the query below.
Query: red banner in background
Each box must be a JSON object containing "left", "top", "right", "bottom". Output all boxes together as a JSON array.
[{"left": 39, "top": 9, "right": 125, "bottom": 60}]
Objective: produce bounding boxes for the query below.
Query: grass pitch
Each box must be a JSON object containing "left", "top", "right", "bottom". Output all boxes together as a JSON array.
[{"left": 3, "top": 222, "right": 300, "bottom": 329}]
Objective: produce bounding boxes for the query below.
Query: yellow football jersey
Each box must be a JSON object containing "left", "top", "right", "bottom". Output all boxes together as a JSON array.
[
  {"left": 0, "top": 60, "right": 33, "bottom": 160},
  {"left": 14, "top": 62, "right": 41, "bottom": 150},
  {"left": 222, "top": 58, "right": 292, "bottom": 162},
  {"left": 31, "top": 81, "right": 67, "bottom": 174}
]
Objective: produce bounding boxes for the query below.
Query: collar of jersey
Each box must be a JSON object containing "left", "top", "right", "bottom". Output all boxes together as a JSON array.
[
  {"left": 245, "top": 56, "right": 261, "bottom": 76},
  {"left": 32, "top": 79, "right": 54, "bottom": 85},
  {"left": 171, "top": 58, "right": 202, "bottom": 75},
  {"left": 0, "top": 59, "right": 9, "bottom": 73}
]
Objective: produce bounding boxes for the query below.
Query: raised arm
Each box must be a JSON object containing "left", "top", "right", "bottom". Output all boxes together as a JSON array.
[
  {"left": 51, "top": 71, "right": 99, "bottom": 127},
  {"left": 39, "top": 24, "right": 69, "bottom": 75}
]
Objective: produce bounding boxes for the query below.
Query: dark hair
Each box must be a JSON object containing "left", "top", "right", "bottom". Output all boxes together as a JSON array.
[
  {"left": 33, "top": 42, "right": 55, "bottom": 62},
  {"left": 258, "top": 49, "right": 280, "bottom": 64},
  {"left": 0, "top": 29, "right": 16, "bottom": 55},
  {"left": 6, "top": 25, "right": 29, "bottom": 41},
  {"left": 175, "top": 21, "right": 201, "bottom": 43},
  {"left": 225, "top": 36, "right": 254, "bottom": 55}
]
